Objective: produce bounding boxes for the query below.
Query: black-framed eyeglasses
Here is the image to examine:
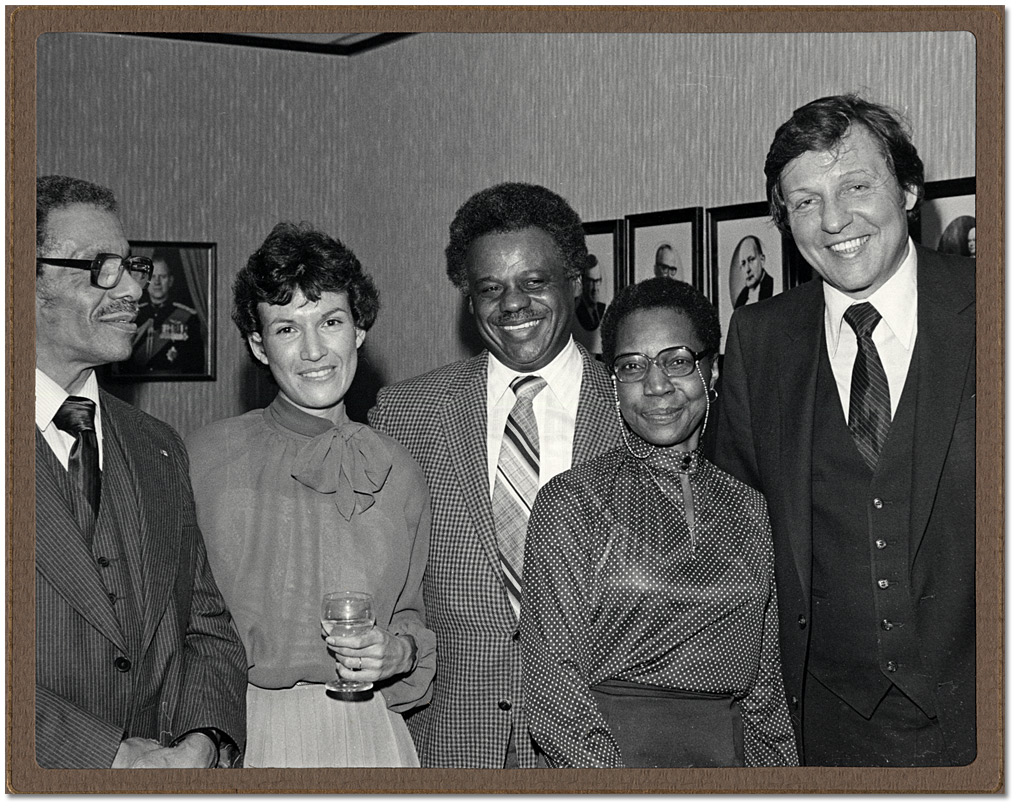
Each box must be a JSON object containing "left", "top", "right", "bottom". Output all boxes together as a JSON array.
[
  {"left": 36, "top": 253, "right": 154, "bottom": 290},
  {"left": 612, "top": 345, "right": 708, "bottom": 384}
]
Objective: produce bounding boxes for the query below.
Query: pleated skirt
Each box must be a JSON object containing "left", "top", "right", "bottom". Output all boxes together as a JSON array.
[{"left": 244, "top": 682, "right": 420, "bottom": 768}]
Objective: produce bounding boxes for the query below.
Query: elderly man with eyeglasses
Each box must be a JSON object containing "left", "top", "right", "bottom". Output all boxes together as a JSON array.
[{"left": 33, "top": 175, "right": 247, "bottom": 768}]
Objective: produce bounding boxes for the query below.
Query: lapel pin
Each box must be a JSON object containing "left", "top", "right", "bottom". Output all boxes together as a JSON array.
[{"left": 159, "top": 449, "right": 169, "bottom": 457}]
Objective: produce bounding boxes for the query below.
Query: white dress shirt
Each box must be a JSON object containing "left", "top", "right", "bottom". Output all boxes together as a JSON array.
[
  {"left": 485, "top": 338, "right": 584, "bottom": 494},
  {"left": 35, "top": 368, "right": 105, "bottom": 470},
  {"left": 823, "top": 239, "right": 918, "bottom": 422}
]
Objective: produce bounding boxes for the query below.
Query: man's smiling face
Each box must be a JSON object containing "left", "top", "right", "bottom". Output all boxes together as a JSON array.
[
  {"left": 466, "top": 227, "right": 580, "bottom": 372},
  {"left": 780, "top": 125, "right": 917, "bottom": 300}
]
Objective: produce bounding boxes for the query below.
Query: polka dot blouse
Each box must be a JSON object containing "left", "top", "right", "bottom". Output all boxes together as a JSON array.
[{"left": 519, "top": 443, "right": 798, "bottom": 768}]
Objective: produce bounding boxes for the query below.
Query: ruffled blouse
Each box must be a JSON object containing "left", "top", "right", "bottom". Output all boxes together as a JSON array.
[
  {"left": 187, "top": 394, "right": 436, "bottom": 712},
  {"left": 520, "top": 442, "right": 797, "bottom": 767}
]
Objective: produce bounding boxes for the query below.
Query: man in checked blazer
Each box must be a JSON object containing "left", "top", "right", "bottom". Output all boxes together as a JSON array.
[
  {"left": 708, "top": 96, "right": 975, "bottom": 766},
  {"left": 370, "top": 183, "right": 619, "bottom": 767},
  {"left": 34, "top": 175, "right": 247, "bottom": 768}
]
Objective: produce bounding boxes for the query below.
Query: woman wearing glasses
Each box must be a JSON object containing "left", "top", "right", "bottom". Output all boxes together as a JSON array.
[{"left": 520, "top": 277, "right": 797, "bottom": 768}]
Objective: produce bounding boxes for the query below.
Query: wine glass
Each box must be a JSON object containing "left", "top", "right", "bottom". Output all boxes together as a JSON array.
[{"left": 321, "top": 591, "right": 375, "bottom": 695}]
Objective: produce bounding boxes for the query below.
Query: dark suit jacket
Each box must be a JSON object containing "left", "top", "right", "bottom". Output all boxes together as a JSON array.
[
  {"left": 369, "top": 345, "right": 619, "bottom": 767},
  {"left": 35, "top": 391, "right": 247, "bottom": 768},
  {"left": 707, "top": 246, "right": 976, "bottom": 763},
  {"left": 734, "top": 271, "right": 774, "bottom": 308}
]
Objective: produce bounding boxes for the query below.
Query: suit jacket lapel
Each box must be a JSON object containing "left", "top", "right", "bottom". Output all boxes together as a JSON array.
[
  {"left": 35, "top": 431, "right": 127, "bottom": 650},
  {"left": 777, "top": 282, "right": 825, "bottom": 601},
  {"left": 909, "top": 253, "right": 976, "bottom": 555},
  {"left": 100, "top": 393, "right": 181, "bottom": 652},
  {"left": 572, "top": 346, "right": 619, "bottom": 464},
  {"left": 441, "top": 354, "right": 505, "bottom": 581}
]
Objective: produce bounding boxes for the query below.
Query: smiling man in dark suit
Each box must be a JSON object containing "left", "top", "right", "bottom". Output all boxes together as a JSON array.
[
  {"left": 34, "top": 175, "right": 247, "bottom": 768},
  {"left": 370, "top": 182, "right": 619, "bottom": 767},
  {"left": 708, "top": 96, "right": 975, "bottom": 766}
]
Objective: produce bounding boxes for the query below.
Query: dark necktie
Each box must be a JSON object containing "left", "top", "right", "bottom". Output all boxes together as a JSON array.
[
  {"left": 53, "top": 396, "right": 102, "bottom": 516},
  {"left": 491, "top": 375, "right": 547, "bottom": 618},
  {"left": 843, "top": 302, "right": 892, "bottom": 472}
]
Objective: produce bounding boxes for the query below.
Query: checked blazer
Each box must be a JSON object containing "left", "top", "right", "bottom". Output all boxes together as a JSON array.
[
  {"left": 707, "top": 246, "right": 976, "bottom": 764},
  {"left": 369, "top": 345, "right": 619, "bottom": 767},
  {"left": 35, "top": 391, "right": 248, "bottom": 768}
]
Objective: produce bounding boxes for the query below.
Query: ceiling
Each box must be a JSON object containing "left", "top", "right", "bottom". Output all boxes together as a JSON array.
[{"left": 125, "top": 32, "right": 413, "bottom": 56}]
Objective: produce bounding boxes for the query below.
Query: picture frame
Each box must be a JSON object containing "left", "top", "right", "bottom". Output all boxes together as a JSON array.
[
  {"left": 706, "top": 202, "right": 786, "bottom": 350},
  {"left": 625, "top": 207, "right": 704, "bottom": 290},
  {"left": 108, "top": 240, "right": 216, "bottom": 381},
  {"left": 910, "top": 176, "right": 977, "bottom": 258},
  {"left": 572, "top": 218, "right": 625, "bottom": 358}
]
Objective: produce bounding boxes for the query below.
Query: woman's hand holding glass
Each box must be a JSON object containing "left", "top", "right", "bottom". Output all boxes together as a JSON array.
[{"left": 326, "top": 623, "right": 417, "bottom": 684}]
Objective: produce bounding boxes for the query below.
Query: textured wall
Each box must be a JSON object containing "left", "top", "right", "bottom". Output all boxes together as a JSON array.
[
  {"left": 36, "top": 31, "right": 975, "bottom": 434},
  {"left": 36, "top": 33, "right": 350, "bottom": 437},
  {"left": 347, "top": 32, "right": 976, "bottom": 387}
]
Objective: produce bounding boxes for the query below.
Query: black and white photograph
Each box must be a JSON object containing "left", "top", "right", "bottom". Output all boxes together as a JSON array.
[
  {"left": 707, "top": 202, "right": 785, "bottom": 349},
  {"left": 910, "top": 176, "right": 977, "bottom": 259},
  {"left": 9, "top": 8, "right": 1000, "bottom": 797},
  {"left": 109, "top": 241, "right": 216, "bottom": 381},
  {"left": 572, "top": 219, "right": 625, "bottom": 358},
  {"left": 625, "top": 206, "right": 704, "bottom": 288}
]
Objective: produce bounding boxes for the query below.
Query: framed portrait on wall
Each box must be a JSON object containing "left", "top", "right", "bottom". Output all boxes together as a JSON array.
[
  {"left": 109, "top": 240, "right": 216, "bottom": 381},
  {"left": 910, "top": 176, "right": 976, "bottom": 259},
  {"left": 625, "top": 207, "right": 704, "bottom": 289},
  {"left": 707, "top": 202, "right": 785, "bottom": 349},
  {"left": 573, "top": 218, "right": 625, "bottom": 358}
]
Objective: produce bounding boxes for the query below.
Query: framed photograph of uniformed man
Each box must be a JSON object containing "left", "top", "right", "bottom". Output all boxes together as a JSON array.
[
  {"left": 572, "top": 218, "right": 625, "bottom": 358},
  {"left": 707, "top": 202, "right": 786, "bottom": 350},
  {"left": 109, "top": 240, "right": 216, "bottom": 381},
  {"left": 625, "top": 206, "right": 704, "bottom": 290},
  {"left": 910, "top": 176, "right": 977, "bottom": 259}
]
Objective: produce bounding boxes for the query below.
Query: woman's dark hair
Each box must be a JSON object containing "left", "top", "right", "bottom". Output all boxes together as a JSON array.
[
  {"left": 937, "top": 215, "right": 976, "bottom": 257},
  {"left": 764, "top": 94, "right": 925, "bottom": 234},
  {"left": 445, "top": 182, "right": 589, "bottom": 293},
  {"left": 601, "top": 277, "right": 721, "bottom": 367},
  {"left": 232, "top": 222, "right": 380, "bottom": 340}
]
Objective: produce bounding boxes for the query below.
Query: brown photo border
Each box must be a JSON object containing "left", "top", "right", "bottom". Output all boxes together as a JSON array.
[{"left": 6, "top": 5, "right": 1004, "bottom": 796}]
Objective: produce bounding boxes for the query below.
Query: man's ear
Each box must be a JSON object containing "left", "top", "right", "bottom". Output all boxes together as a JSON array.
[
  {"left": 903, "top": 184, "right": 920, "bottom": 212},
  {"left": 247, "top": 333, "right": 269, "bottom": 366}
]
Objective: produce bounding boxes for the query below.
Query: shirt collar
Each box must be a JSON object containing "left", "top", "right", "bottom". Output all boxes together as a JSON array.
[
  {"left": 35, "top": 368, "right": 101, "bottom": 431},
  {"left": 487, "top": 337, "right": 582, "bottom": 408},
  {"left": 824, "top": 238, "right": 918, "bottom": 354}
]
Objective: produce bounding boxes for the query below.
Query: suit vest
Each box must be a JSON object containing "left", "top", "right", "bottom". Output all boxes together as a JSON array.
[
  {"left": 808, "top": 344, "right": 936, "bottom": 720},
  {"left": 37, "top": 415, "right": 162, "bottom": 738}
]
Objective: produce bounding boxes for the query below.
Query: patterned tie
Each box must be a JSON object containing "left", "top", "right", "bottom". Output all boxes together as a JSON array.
[
  {"left": 53, "top": 396, "right": 102, "bottom": 516},
  {"left": 843, "top": 302, "right": 892, "bottom": 472},
  {"left": 492, "top": 375, "right": 547, "bottom": 617}
]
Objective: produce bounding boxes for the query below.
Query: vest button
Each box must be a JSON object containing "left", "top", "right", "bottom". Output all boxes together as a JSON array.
[
  {"left": 497, "top": 699, "right": 512, "bottom": 711},
  {"left": 877, "top": 579, "right": 889, "bottom": 589},
  {"left": 511, "top": 628, "right": 521, "bottom": 643},
  {"left": 886, "top": 660, "right": 898, "bottom": 672},
  {"left": 114, "top": 656, "right": 132, "bottom": 672},
  {"left": 108, "top": 591, "right": 118, "bottom": 604},
  {"left": 96, "top": 556, "right": 110, "bottom": 567},
  {"left": 873, "top": 498, "right": 884, "bottom": 509},
  {"left": 875, "top": 539, "right": 887, "bottom": 549},
  {"left": 797, "top": 615, "right": 807, "bottom": 628}
]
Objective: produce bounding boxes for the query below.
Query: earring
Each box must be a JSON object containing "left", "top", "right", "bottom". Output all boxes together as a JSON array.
[{"left": 708, "top": 388, "right": 719, "bottom": 403}]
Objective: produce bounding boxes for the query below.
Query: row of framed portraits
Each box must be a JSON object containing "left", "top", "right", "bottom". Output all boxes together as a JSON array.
[{"left": 574, "top": 176, "right": 976, "bottom": 356}]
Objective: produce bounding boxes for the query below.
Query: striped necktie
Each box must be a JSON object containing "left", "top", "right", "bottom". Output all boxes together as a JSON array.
[
  {"left": 492, "top": 375, "right": 547, "bottom": 617},
  {"left": 844, "top": 302, "right": 892, "bottom": 472}
]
